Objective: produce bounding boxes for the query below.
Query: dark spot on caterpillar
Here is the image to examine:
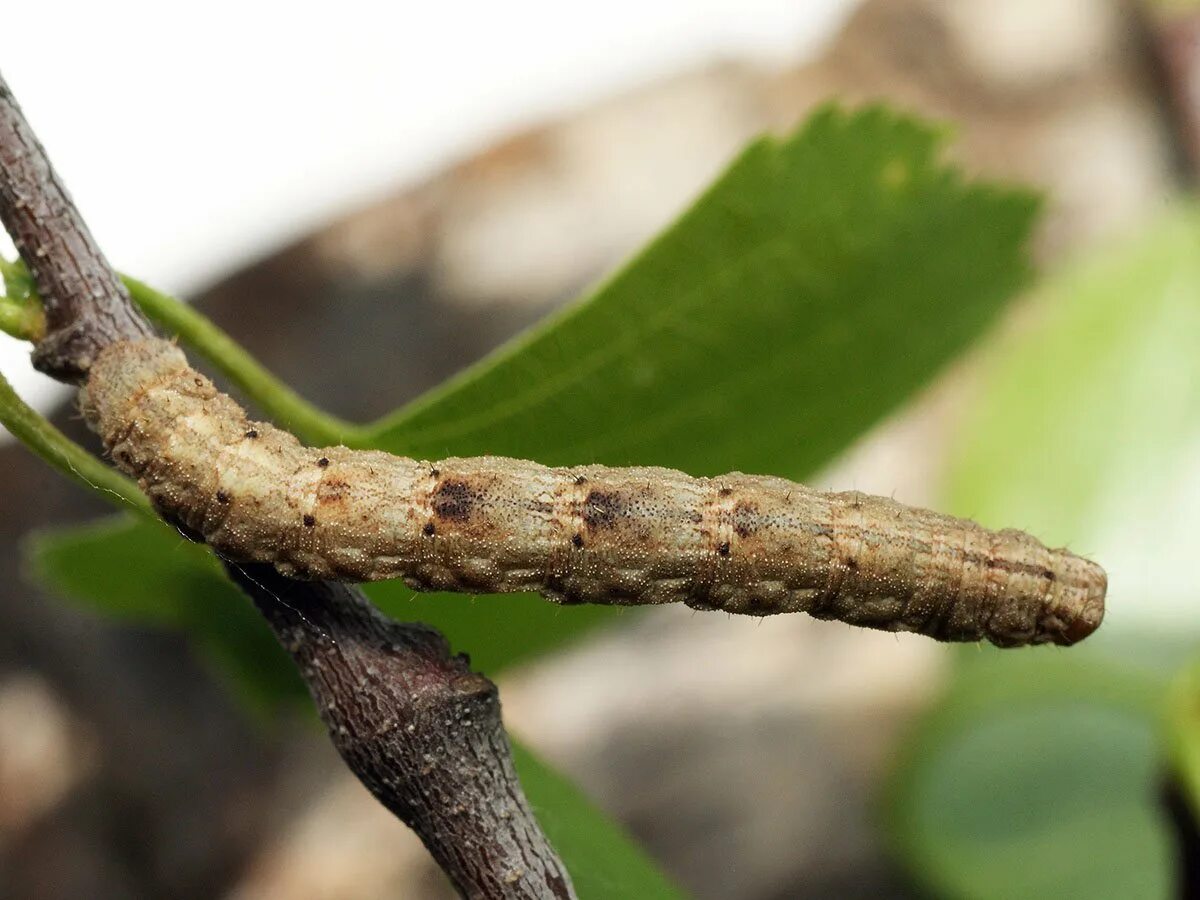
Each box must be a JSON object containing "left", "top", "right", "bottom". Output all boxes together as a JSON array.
[
  {"left": 571, "top": 533, "right": 584, "bottom": 548},
  {"left": 432, "top": 479, "right": 477, "bottom": 521},
  {"left": 318, "top": 479, "right": 350, "bottom": 504},
  {"left": 717, "top": 541, "right": 731, "bottom": 557},
  {"left": 317, "top": 456, "right": 329, "bottom": 467},
  {"left": 245, "top": 429, "right": 259, "bottom": 439},
  {"left": 1043, "top": 568, "right": 1057, "bottom": 581},
  {"left": 582, "top": 490, "right": 622, "bottom": 529},
  {"left": 423, "top": 522, "right": 436, "bottom": 537},
  {"left": 529, "top": 499, "right": 553, "bottom": 514},
  {"left": 303, "top": 514, "right": 316, "bottom": 528},
  {"left": 688, "top": 510, "right": 703, "bottom": 524},
  {"left": 718, "top": 487, "right": 733, "bottom": 497},
  {"left": 215, "top": 490, "right": 230, "bottom": 504},
  {"left": 733, "top": 501, "right": 758, "bottom": 538},
  {"left": 574, "top": 474, "right": 588, "bottom": 485},
  {"left": 193, "top": 377, "right": 204, "bottom": 387},
  {"left": 430, "top": 467, "right": 440, "bottom": 477},
  {"left": 845, "top": 557, "right": 858, "bottom": 570}
]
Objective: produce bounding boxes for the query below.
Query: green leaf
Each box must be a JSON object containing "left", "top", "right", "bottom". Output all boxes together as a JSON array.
[
  {"left": 370, "top": 106, "right": 1036, "bottom": 476},
  {"left": 885, "top": 652, "right": 1172, "bottom": 900},
  {"left": 514, "top": 744, "right": 685, "bottom": 899},
  {"left": 27, "top": 103, "right": 1038, "bottom": 680}
]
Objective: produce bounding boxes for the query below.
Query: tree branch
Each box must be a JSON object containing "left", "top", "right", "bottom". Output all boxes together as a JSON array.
[
  {"left": 227, "top": 564, "right": 573, "bottom": 898},
  {"left": 0, "top": 68, "right": 573, "bottom": 898}
]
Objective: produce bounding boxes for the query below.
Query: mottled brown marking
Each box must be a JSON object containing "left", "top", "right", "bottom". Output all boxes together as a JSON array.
[
  {"left": 717, "top": 541, "right": 731, "bottom": 556},
  {"left": 244, "top": 428, "right": 258, "bottom": 439},
  {"left": 582, "top": 490, "right": 621, "bottom": 529},
  {"left": 215, "top": 490, "right": 230, "bottom": 504},
  {"left": 318, "top": 479, "right": 350, "bottom": 504},
  {"left": 302, "top": 514, "right": 316, "bottom": 528},
  {"left": 432, "top": 479, "right": 477, "bottom": 521},
  {"left": 733, "top": 501, "right": 757, "bottom": 538},
  {"left": 571, "top": 533, "right": 584, "bottom": 548},
  {"left": 718, "top": 487, "right": 733, "bottom": 497},
  {"left": 423, "top": 522, "right": 436, "bottom": 537},
  {"left": 317, "top": 456, "right": 329, "bottom": 467}
]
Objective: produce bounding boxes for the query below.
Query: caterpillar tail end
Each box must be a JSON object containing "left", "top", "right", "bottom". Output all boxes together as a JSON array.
[{"left": 1045, "top": 556, "right": 1107, "bottom": 646}]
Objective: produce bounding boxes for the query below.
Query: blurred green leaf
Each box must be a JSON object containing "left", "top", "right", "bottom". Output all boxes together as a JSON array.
[
  {"left": 889, "top": 207, "right": 1200, "bottom": 897},
  {"left": 1166, "top": 661, "right": 1200, "bottom": 837},
  {"left": 886, "top": 652, "right": 1171, "bottom": 900},
  {"left": 514, "top": 744, "right": 685, "bottom": 899}
]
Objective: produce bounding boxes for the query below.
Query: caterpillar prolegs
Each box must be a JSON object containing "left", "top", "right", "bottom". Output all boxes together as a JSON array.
[{"left": 81, "top": 338, "right": 1106, "bottom": 648}]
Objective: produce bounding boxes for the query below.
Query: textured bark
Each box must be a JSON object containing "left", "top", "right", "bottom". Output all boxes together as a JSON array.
[
  {"left": 0, "top": 68, "right": 574, "bottom": 898},
  {"left": 83, "top": 336, "right": 1105, "bottom": 648},
  {"left": 226, "top": 564, "right": 573, "bottom": 899}
]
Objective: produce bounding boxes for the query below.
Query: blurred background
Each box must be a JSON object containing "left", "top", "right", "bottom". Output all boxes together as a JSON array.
[{"left": 1, "top": 1, "right": 1198, "bottom": 897}]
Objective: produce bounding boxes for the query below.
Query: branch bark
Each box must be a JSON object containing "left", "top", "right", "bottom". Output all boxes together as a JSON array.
[
  {"left": 0, "top": 68, "right": 573, "bottom": 898},
  {"left": 227, "top": 563, "right": 573, "bottom": 898}
]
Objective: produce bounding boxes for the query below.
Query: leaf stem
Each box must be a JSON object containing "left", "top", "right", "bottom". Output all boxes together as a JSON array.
[
  {"left": 0, "top": 256, "right": 45, "bottom": 341},
  {"left": 0, "top": 370, "right": 151, "bottom": 515},
  {"left": 0, "top": 292, "right": 44, "bottom": 341},
  {"left": 122, "top": 275, "right": 370, "bottom": 446}
]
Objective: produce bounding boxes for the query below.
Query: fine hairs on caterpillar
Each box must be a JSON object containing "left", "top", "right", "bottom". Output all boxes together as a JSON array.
[{"left": 82, "top": 337, "right": 1106, "bottom": 649}]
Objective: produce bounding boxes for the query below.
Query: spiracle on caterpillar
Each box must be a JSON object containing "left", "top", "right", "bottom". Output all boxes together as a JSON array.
[{"left": 81, "top": 337, "right": 1106, "bottom": 648}]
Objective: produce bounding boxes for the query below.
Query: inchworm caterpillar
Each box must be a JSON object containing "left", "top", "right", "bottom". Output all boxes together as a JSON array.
[{"left": 81, "top": 338, "right": 1106, "bottom": 647}]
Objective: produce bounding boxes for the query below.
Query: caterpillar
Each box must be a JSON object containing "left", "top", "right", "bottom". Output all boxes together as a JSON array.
[{"left": 80, "top": 337, "right": 1106, "bottom": 648}]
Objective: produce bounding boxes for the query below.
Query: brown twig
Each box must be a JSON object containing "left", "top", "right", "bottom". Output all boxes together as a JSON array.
[
  {"left": 227, "top": 563, "right": 573, "bottom": 898},
  {"left": 0, "top": 68, "right": 573, "bottom": 898}
]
